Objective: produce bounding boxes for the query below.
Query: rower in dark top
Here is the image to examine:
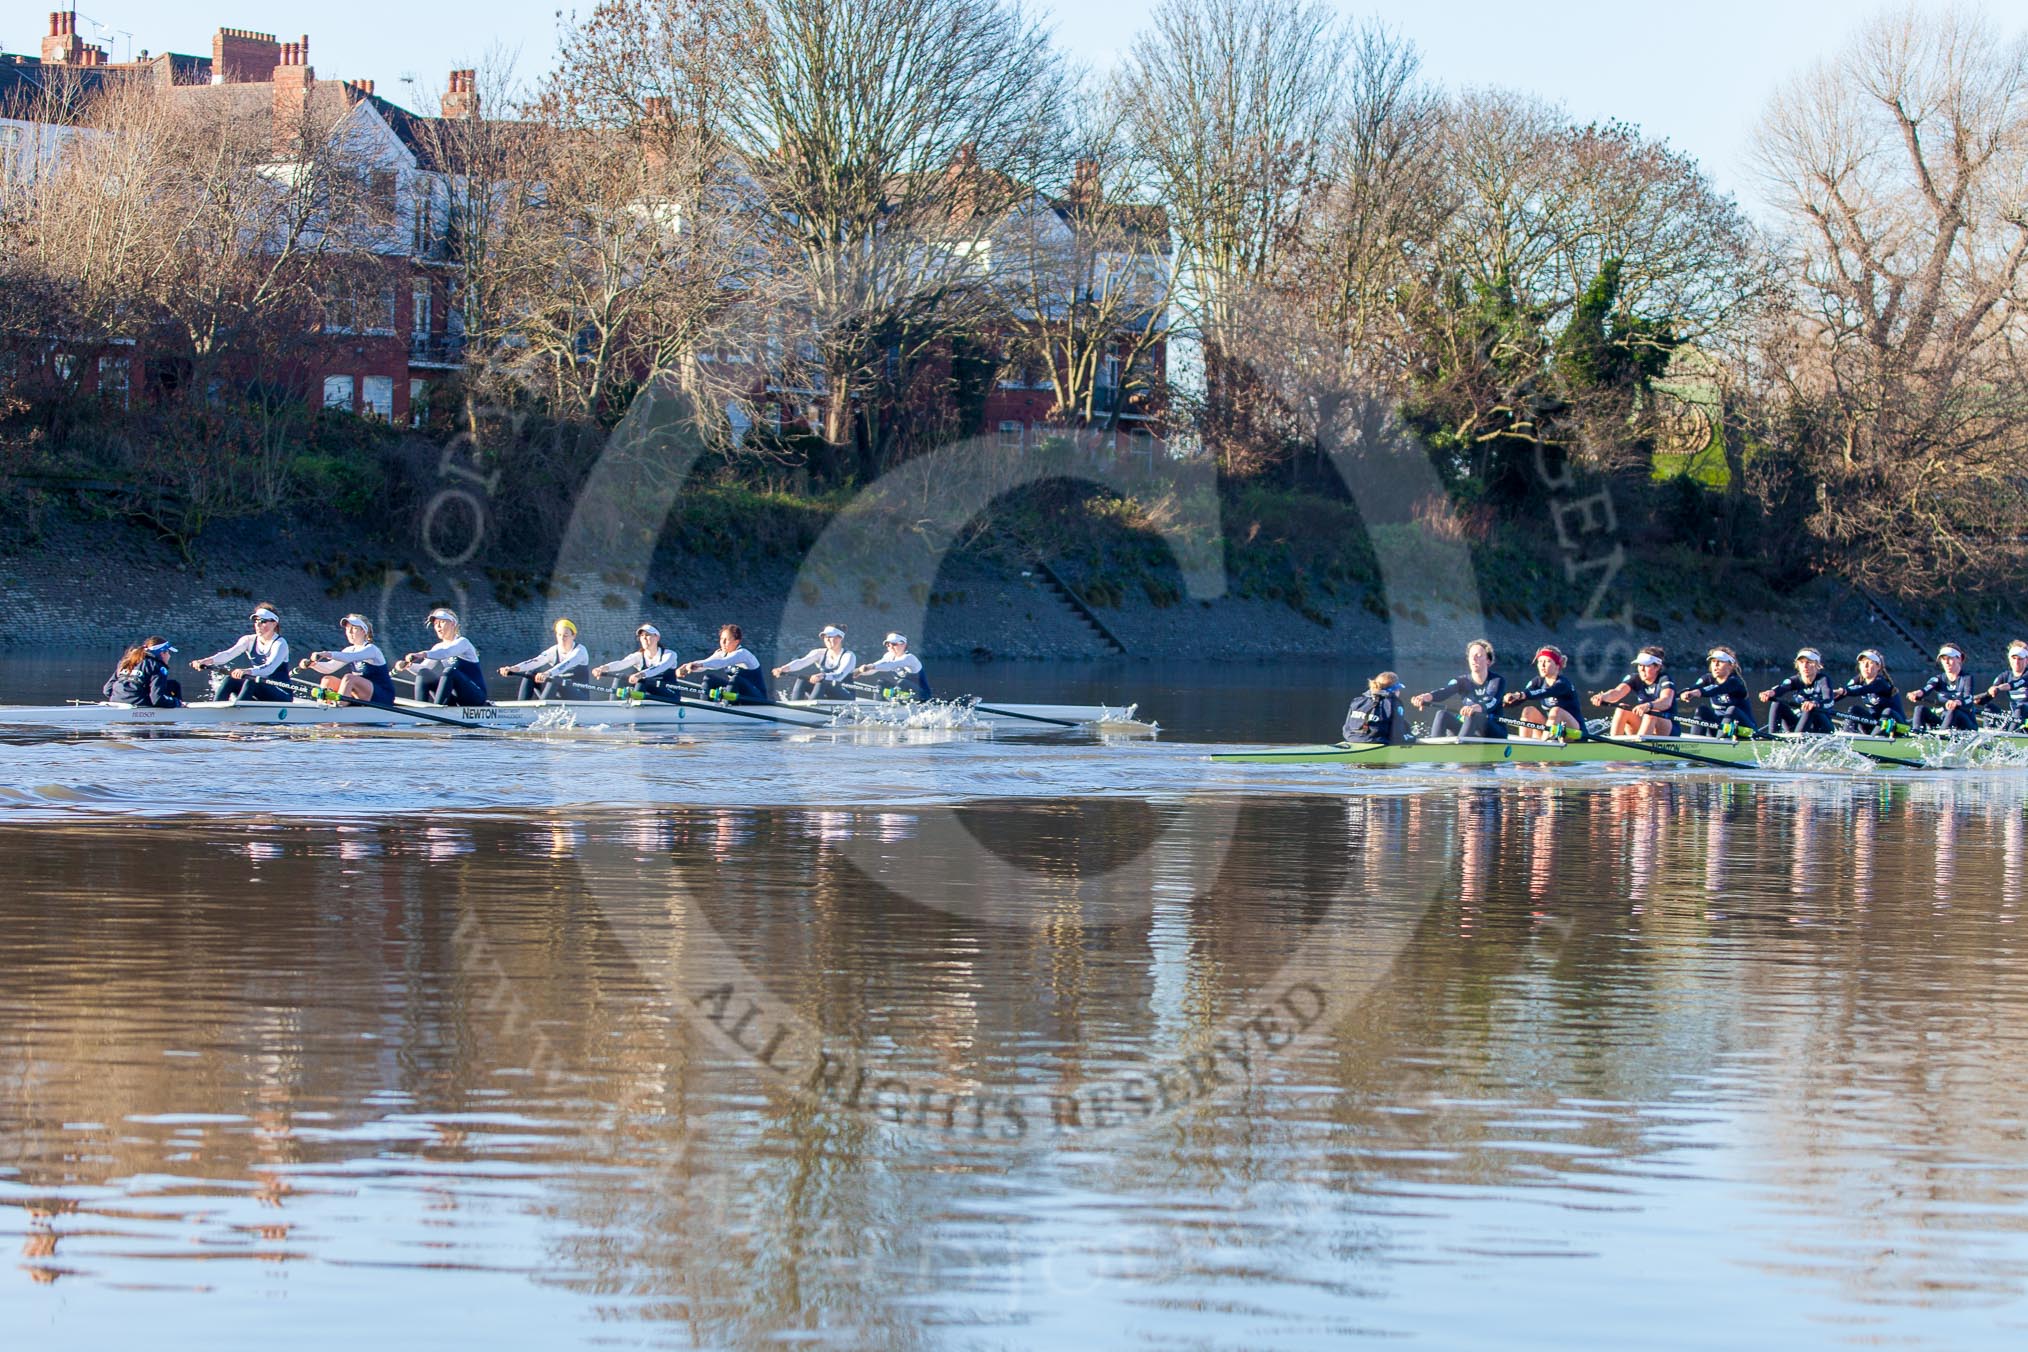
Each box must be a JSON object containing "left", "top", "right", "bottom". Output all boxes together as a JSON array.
[
  {"left": 1501, "top": 645, "right": 1583, "bottom": 740},
  {"left": 1976, "top": 640, "right": 2028, "bottom": 728},
  {"left": 301, "top": 613, "right": 398, "bottom": 705},
  {"left": 1675, "top": 647, "right": 1759, "bottom": 736},
  {"left": 1592, "top": 645, "right": 1676, "bottom": 736},
  {"left": 677, "top": 624, "right": 769, "bottom": 702},
  {"left": 398, "top": 608, "right": 490, "bottom": 706},
  {"left": 1760, "top": 648, "right": 1835, "bottom": 734},
  {"left": 1410, "top": 639, "right": 1505, "bottom": 738},
  {"left": 193, "top": 603, "right": 292, "bottom": 701},
  {"left": 1829, "top": 648, "right": 1902, "bottom": 734},
  {"left": 104, "top": 637, "right": 183, "bottom": 708},
  {"left": 1908, "top": 642, "right": 1978, "bottom": 731},
  {"left": 1343, "top": 671, "right": 1409, "bottom": 745}
]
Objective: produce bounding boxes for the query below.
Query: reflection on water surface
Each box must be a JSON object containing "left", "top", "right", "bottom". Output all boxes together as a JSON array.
[{"left": 4, "top": 778, "right": 2028, "bottom": 1347}]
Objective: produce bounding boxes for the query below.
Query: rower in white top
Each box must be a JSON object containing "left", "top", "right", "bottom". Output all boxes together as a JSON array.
[
  {"left": 192, "top": 603, "right": 293, "bottom": 701},
  {"left": 593, "top": 624, "right": 679, "bottom": 696},
  {"left": 500, "top": 618, "right": 589, "bottom": 701},
  {"left": 397, "top": 608, "right": 490, "bottom": 706},
  {"left": 773, "top": 624, "right": 856, "bottom": 700},
  {"left": 854, "top": 632, "right": 931, "bottom": 701},
  {"left": 300, "top": 613, "right": 398, "bottom": 705},
  {"left": 678, "top": 624, "right": 768, "bottom": 702}
]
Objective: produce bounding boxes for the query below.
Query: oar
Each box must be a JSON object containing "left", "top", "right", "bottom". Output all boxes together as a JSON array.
[
  {"left": 969, "top": 702, "right": 1081, "bottom": 729},
  {"left": 584, "top": 679, "right": 824, "bottom": 728},
  {"left": 1495, "top": 716, "right": 1757, "bottom": 770},
  {"left": 1680, "top": 713, "right": 1927, "bottom": 769}
]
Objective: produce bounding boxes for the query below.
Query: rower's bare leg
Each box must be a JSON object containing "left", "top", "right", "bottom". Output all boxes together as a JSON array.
[
  {"left": 1610, "top": 708, "right": 1641, "bottom": 736},
  {"left": 1547, "top": 708, "right": 1581, "bottom": 738},
  {"left": 1638, "top": 713, "right": 1673, "bottom": 736},
  {"left": 1518, "top": 708, "right": 1547, "bottom": 740},
  {"left": 339, "top": 674, "right": 374, "bottom": 701}
]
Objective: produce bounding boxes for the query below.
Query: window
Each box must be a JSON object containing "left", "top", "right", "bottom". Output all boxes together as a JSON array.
[
  {"left": 411, "top": 280, "right": 431, "bottom": 337},
  {"left": 362, "top": 375, "right": 394, "bottom": 420},
  {"left": 51, "top": 353, "right": 74, "bottom": 383},
  {"left": 98, "top": 355, "right": 130, "bottom": 409},
  {"left": 997, "top": 420, "right": 1024, "bottom": 450},
  {"left": 0, "top": 351, "right": 16, "bottom": 391},
  {"left": 369, "top": 170, "right": 397, "bottom": 216},
  {"left": 409, "top": 378, "right": 428, "bottom": 428},
  {"left": 367, "top": 289, "right": 396, "bottom": 336},
  {"left": 323, "top": 375, "right": 354, "bottom": 410},
  {"left": 0, "top": 127, "right": 20, "bottom": 183}
]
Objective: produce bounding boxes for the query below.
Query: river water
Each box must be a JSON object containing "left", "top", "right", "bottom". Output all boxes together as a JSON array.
[{"left": 6, "top": 655, "right": 2028, "bottom": 1348}]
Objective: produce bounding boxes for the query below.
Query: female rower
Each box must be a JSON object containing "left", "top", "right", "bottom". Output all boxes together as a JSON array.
[
  {"left": 854, "top": 633, "right": 932, "bottom": 700},
  {"left": 104, "top": 637, "right": 182, "bottom": 708},
  {"left": 1342, "top": 672, "right": 1408, "bottom": 745},
  {"left": 1760, "top": 648, "right": 1835, "bottom": 734},
  {"left": 1501, "top": 646, "right": 1583, "bottom": 740},
  {"left": 1592, "top": 646, "right": 1676, "bottom": 736},
  {"left": 397, "top": 607, "right": 489, "bottom": 706},
  {"left": 1676, "top": 647, "right": 1758, "bottom": 736},
  {"left": 500, "top": 619, "right": 589, "bottom": 701},
  {"left": 1410, "top": 639, "right": 1504, "bottom": 738},
  {"left": 1829, "top": 649, "right": 1901, "bottom": 734},
  {"left": 774, "top": 624, "right": 856, "bottom": 700},
  {"left": 593, "top": 624, "right": 678, "bottom": 696},
  {"left": 301, "top": 614, "right": 397, "bottom": 705},
  {"left": 192, "top": 603, "right": 292, "bottom": 701},
  {"left": 678, "top": 624, "right": 768, "bottom": 701},
  {"left": 1977, "top": 640, "right": 2028, "bottom": 727},
  {"left": 1908, "top": 643, "right": 1977, "bottom": 731}
]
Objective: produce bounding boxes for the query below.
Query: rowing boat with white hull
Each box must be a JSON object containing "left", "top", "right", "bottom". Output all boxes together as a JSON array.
[
  {"left": 1212, "top": 729, "right": 2028, "bottom": 768},
  {"left": 0, "top": 695, "right": 1146, "bottom": 732}
]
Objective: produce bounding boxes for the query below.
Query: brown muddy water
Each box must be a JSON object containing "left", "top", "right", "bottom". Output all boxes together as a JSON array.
[{"left": 3, "top": 660, "right": 2028, "bottom": 1348}]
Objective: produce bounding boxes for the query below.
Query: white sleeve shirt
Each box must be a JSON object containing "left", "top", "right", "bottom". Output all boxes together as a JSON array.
[
  {"left": 689, "top": 646, "right": 759, "bottom": 672},
  {"left": 309, "top": 642, "right": 385, "bottom": 675},
  {"left": 861, "top": 652, "right": 922, "bottom": 676},
  {"left": 781, "top": 646, "right": 856, "bottom": 678},
  {"left": 202, "top": 633, "right": 289, "bottom": 678},
  {"left": 508, "top": 641, "right": 588, "bottom": 676}
]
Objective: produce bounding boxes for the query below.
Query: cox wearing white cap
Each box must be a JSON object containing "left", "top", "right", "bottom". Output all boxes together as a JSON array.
[
  {"left": 192, "top": 602, "right": 293, "bottom": 701},
  {"left": 853, "top": 632, "right": 931, "bottom": 700},
  {"left": 1908, "top": 642, "right": 1978, "bottom": 731},
  {"left": 594, "top": 623, "right": 679, "bottom": 695},
  {"left": 1760, "top": 647, "right": 1835, "bottom": 734},
  {"left": 398, "top": 607, "right": 490, "bottom": 706},
  {"left": 1978, "top": 640, "right": 2028, "bottom": 726},
  {"left": 301, "top": 614, "right": 397, "bottom": 704},
  {"left": 774, "top": 624, "right": 856, "bottom": 700}
]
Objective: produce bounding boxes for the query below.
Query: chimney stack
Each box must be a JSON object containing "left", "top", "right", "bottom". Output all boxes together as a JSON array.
[
  {"left": 272, "top": 36, "right": 315, "bottom": 152},
  {"left": 1072, "top": 158, "right": 1101, "bottom": 209},
  {"left": 442, "top": 69, "right": 478, "bottom": 120},
  {"left": 42, "top": 11, "right": 83, "bottom": 65},
  {"left": 212, "top": 26, "right": 280, "bottom": 84}
]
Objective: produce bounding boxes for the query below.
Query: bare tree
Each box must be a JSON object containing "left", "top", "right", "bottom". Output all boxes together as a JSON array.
[
  {"left": 1117, "top": 0, "right": 1349, "bottom": 455},
  {"left": 1754, "top": 2, "right": 2028, "bottom": 589},
  {"left": 992, "top": 90, "right": 1177, "bottom": 432},
  {"left": 705, "top": 0, "right": 1069, "bottom": 480}
]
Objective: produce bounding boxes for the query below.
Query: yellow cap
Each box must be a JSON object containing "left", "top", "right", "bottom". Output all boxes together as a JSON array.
[{"left": 554, "top": 618, "right": 578, "bottom": 635}]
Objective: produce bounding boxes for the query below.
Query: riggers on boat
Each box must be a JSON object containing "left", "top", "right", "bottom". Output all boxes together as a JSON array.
[
  {"left": 0, "top": 693, "right": 1144, "bottom": 733},
  {"left": 1210, "top": 729, "right": 2028, "bottom": 769}
]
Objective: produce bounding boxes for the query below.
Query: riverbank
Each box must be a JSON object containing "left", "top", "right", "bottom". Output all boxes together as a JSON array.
[{"left": 0, "top": 488, "right": 2013, "bottom": 676}]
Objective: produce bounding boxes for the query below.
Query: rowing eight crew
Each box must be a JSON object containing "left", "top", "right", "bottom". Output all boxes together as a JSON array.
[
  {"left": 1344, "top": 639, "right": 2028, "bottom": 744},
  {"left": 105, "top": 607, "right": 933, "bottom": 710}
]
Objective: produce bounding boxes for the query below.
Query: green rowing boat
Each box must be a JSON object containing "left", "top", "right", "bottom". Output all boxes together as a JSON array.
[{"left": 1211, "top": 730, "right": 2028, "bottom": 769}]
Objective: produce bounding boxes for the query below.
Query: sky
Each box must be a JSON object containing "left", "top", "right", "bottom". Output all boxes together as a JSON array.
[{"left": 0, "top": 0, "right": 1981, "bottom": 206}]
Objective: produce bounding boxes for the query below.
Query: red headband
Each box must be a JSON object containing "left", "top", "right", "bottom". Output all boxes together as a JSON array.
[{"left": 1534, "top": 646, "right": 1566, "bottom": 667}]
